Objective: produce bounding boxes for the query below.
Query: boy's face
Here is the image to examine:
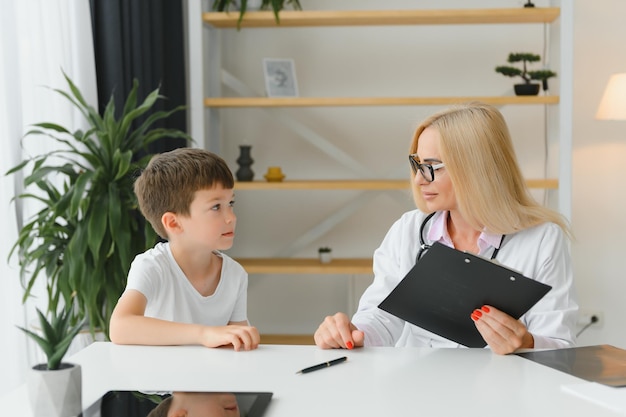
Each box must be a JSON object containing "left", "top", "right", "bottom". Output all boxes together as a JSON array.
[
  {"left": 175, "top": 185, "right": 236, "bottom": 251},
  {"left": 169, "top": 392, "right": 240, "bottom": 417}
]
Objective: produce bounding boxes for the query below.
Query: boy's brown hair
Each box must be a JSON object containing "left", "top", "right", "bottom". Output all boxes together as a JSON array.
[{"left": 134, "top": 148, "right": 235, "bottom": 239}]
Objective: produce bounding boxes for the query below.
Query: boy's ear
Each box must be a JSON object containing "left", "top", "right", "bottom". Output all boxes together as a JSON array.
[{"left": 161, "top": 212, "right": 182, "bottom": 234}]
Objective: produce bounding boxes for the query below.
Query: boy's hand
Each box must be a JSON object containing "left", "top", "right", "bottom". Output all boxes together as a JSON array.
[{"left": 200, "top": 325, "right": 260, "bottom": 351}]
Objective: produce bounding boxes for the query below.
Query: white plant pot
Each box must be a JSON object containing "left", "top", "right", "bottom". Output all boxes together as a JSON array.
[
  {"left": 319, "top": 252, "right": 332, "bottom": 264},
  {"left": 27, "top": 363, "right": 82, "bottom": 417}
]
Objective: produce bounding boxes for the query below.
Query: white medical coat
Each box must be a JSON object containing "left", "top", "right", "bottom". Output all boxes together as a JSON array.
[{"left": 352, "top": 210, "right": 578, "bottom": 349}]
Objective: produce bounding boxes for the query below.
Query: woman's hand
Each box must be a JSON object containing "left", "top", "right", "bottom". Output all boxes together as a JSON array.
[
  {"left": 471, "top": 305, "right": 534, "bottom": 355},
  {"left": 314, "top": 312, "right": 365, "bottom": 350}
]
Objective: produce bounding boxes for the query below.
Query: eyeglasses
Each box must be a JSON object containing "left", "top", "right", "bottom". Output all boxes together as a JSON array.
[{"left": 408, "top": 154, "right": 445, "bottom": 183}]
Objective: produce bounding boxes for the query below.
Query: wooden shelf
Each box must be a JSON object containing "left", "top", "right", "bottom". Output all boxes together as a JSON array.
[
  {"left": 525, "top": 179, "right": 559, "bottom": 189},
  {"left": 235, "top": 180, "right": 409, "bottom": 190},
  {"left": 235, "top": 179, "right": 558, "bottom": 190},
  {"left": 236, "top": 258, "right": 373, "bottom": 274},
  {"left": 205, "top": 96, "right": 559, "bottom": 108},
  {"left": 203, "top": 8, "right": 560, "bottom": 29}
]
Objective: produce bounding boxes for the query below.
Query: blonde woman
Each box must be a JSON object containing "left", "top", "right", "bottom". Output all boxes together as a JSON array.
[{"left": 314, "top": 102, "right": 578, "bottom": 355}]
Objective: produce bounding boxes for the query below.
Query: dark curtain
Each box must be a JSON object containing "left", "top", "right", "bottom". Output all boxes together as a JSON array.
[{"left": 89, "top": 0, "right": 188, "bottom": 154}]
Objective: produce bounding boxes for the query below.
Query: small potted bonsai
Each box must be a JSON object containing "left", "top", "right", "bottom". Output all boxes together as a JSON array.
[
  {"left": 495, "top": 52, "right": 557, "bottom": 96},
  {"left": 19, "top": 305, "right": 84, "bottom": 417}
]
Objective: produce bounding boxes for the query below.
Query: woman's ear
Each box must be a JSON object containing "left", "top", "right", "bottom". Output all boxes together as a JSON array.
[{"left": 161, "top": 212, "right": 182, "bottom": 235}]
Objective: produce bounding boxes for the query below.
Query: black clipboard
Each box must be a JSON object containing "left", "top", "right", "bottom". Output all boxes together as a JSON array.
[{"left": 378, "top": 242, "right": 551, "bottom": 347}]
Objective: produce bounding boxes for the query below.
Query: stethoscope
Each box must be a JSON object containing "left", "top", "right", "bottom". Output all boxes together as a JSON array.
[{"left": 416, "top": 212, "right": 506, "bottom": 263}]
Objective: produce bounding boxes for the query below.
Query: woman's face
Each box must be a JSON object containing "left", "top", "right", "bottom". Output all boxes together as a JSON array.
[{"left": 415, "top": 126, "right": 457, "bottom": 212}]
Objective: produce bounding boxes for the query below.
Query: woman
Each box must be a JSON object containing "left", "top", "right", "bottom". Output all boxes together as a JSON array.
[{"left": 314, "top": 102, "right": 578, "bottom": 355}]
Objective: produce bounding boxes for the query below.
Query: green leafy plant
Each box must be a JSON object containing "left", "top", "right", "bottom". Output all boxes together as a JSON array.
[
  {"left": 6, "top": 71, "right": 190, "bottom": 338},
  {"left": 18, "top": 306, "right": 84, "bottom": 370},
  {"left": 212, "top": 0, "right": 302, "bottom": 28},
  {"left": 495, "top": 52, "right": 557, "bottom": 85}
]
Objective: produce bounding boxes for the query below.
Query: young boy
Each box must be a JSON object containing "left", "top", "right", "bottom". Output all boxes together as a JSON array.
[{"left": 109, "top": 148, "right": 259, "bottom": 351}]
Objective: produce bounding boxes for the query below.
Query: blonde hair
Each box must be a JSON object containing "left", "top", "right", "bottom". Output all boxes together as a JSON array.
[{"left": 409, "top": 102, "right": 571, "bottom": 237}]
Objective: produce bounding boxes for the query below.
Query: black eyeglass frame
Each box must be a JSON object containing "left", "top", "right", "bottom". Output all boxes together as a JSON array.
[{"left": 408, "top": 154, "right": 445, "bottom": 183}]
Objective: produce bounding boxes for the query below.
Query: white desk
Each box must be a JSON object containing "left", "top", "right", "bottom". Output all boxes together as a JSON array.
[{"left": 3, "top": 342, "right": 624, "bottom": 416}]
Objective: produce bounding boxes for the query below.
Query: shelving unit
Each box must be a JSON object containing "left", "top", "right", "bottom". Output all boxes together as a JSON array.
[
  {"left": 190, "top": 2, "right": 572, "bottom": 343},
  {"left": 200, "top": 6, "right": 566, "bottom": 205}
]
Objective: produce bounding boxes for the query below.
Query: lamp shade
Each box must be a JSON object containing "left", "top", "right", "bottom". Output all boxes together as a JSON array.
[{"left": 596, "top": 73, "right": 626, "bottom": 120}]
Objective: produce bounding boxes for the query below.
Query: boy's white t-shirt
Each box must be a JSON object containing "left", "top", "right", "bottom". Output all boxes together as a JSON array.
[{"left": 124, "top": 242, "right": 248, "bottom": 325}]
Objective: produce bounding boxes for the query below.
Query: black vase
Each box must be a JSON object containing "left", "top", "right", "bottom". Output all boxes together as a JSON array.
[{"left": 236, "top": 145, "right": 254, "bottom": 181}]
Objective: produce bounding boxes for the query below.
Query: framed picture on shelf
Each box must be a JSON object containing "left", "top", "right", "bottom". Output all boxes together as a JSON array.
[{"left": 263, "top": 58, "right": 299, "bottom": 97}]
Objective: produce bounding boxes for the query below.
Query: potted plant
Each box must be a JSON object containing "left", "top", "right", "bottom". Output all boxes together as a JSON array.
[
  {"left": 212, "top": 0, "right": 302, "bottom": 28},
  {"left": 495, "top": 52, "right": 557, "bottom": 96},
  {"left": 19, "top": 305, "right": 84, "bottom": 417},
  {"left": 318, "top": 247, "right": 332, "bottom": 264},
  {"left": 6, "top": 71, "right": 190, "bottom": 338}
]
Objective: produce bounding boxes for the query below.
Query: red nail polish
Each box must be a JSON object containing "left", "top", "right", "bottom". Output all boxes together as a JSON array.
[
  {"left": 481, "top": 306, "right": 490, "bottom": 313},
  {"left": 473, "top": 309, "right": 482, "bottom": 318},
  {"left": 471, "top": 313, "right": 479, "bottom": 321},
  {"left": 346, "top": 341, "right": 354, "bottom": 350}
]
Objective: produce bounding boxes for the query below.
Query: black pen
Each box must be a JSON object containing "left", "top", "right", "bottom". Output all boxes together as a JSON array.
[{"left": 296, "top": 356, "right": 348, "bottom": 374}]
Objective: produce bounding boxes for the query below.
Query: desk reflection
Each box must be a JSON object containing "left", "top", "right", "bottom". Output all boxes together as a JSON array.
[
  {"left": 516, "top": 344, "right": 626, "bottom": 387},
  {"left": 148, "top": 392, "right": 239, "bottom": 417},
  {"left": 89, "top": 391, "right": 272, "bottom": 417}
]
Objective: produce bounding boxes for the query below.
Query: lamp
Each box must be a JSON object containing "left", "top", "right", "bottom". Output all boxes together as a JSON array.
[{"left": 596, "top": 73, "right": 626, "bottom": 120}]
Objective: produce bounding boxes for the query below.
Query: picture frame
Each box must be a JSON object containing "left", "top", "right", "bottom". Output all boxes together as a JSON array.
[{"left": 263, "top": 58, "right": 299, "bottom": 97}]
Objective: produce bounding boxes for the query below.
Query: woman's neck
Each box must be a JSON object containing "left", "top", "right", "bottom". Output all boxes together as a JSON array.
[{"left": 446, "top": 211, "right": 481, "bottom": 253}]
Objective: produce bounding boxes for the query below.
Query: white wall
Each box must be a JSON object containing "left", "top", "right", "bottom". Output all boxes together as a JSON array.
[
  {"left": 205, "top": 0, "right": 626, "bottom": 346},
  {"left": 571, "top": 0, "right": 626, "bottom": 347}
]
